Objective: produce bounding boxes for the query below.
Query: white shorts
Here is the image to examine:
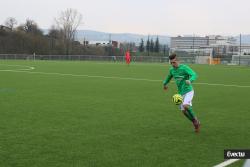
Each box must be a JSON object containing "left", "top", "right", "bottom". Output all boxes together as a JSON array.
[{"left": 180, "top": 90, "right": 194, "bottom": 110}]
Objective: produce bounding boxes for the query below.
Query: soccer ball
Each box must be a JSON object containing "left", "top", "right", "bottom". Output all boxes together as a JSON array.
[{"left": 172, "top": 94, "right": 183, "bottom": 105}]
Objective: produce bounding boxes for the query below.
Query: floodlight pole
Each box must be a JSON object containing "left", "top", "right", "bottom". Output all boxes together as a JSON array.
[
  {"left": 147, "top": 35, "right": 149, "bottom": 56},
  {"left": 109, "top": 34, "right": 112, "bottom": 56},
  {"left": 33, "top": 52, "right": 36, "bottom": 61},
  {"left": 239, "top": 33, "right": 241, "bottom": 65}
]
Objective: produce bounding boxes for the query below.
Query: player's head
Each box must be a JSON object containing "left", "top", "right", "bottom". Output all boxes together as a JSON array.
[{"left": 169, "top": 53, "right": 179, "bottom": 68}]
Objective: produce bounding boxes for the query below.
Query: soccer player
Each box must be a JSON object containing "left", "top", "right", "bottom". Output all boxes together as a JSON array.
[
  {"left": 125, "top": 50, "right": 131, "bottom": 65},
  {"left": 163, "top": 53, "right": 201, "bottom": 132}
]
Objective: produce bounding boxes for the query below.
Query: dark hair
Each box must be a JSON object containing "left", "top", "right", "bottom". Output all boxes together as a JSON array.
[{"left": 169, "top": 53, "right": 177, "bottom": 60}]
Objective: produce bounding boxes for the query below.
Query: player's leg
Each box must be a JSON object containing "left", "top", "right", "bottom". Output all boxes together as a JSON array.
[
  {"left": 181, "top": 91, "right": 200, "bottom": 132},
  {"left": 126, "top": 59, "right": 129, "bottom": 64},
  {"left": 128, "top": 58, "right": 131, "bottom": 64},
  {"left": 182, "top": 109, "right": 193, "bottom": 122},
  {"left": 183, "top": 105, "right": 196, "bottom": 121},
  {"left": 184, "top": 105, "right": 200, "bottom": 133},
  {"left": 180, "top": 91, "right": 195, "bottom": 121}
]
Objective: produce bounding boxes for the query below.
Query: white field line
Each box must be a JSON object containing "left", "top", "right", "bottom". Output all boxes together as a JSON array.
[
  {"left": 0, "top": 69, "right": 161, "bottom": 82},
  {"left": 243, "top": 159, "right": 250, "bottom": 167},
  {"left": 0, "top": 69, "right": 250, "bottom": 88},
  {"left": 193, "top": 82, "right": 250, "bottom": 88},
  {"left": 0, "top": 64, "right": 35, "bottom": 71},
  {"left": 213, "top": 159, "right": 240, "bottom": 167}
]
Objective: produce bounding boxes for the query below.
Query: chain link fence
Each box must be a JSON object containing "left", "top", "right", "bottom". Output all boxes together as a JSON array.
[
  {"left": 0, "top": 54, "right": 250, "bottom": 66},
  {"left": 0, "top": 54, "right": 169, "bottom": 63}
]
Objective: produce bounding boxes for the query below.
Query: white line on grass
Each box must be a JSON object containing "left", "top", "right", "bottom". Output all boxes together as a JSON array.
[
  {"left": 193, "top": 82, "right": 250, "bottom": 88},
  {"left": 243, "top": 159, "right": 250, "bottom": 167},
  {"left": 0, "top": 64, "right": 35, "bottom": 71},
  {"left": 0, "top": 69, "right": 161, "bottom": 82},
  {"left": 0, "top": 69, "right": 250, "bottom": 88},
  {"left": 213, "top": 159, "right": 240, "bottom": 167}
]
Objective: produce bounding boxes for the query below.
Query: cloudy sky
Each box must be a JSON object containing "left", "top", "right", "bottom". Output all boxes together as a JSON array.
[{"left": 1, "top": 0, "right": 250, "bottom": 36}]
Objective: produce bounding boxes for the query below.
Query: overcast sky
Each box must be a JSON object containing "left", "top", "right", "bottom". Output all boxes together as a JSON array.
[{"left": 1, "top": 0, "right": 250, "bottom": 36}]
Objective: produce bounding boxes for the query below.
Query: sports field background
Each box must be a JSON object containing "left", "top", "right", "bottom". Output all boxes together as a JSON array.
[{"left": 0, "top": 60, "right": 250, "bottom": 167}]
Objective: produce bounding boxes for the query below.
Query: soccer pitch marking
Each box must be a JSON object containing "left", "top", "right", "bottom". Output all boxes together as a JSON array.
[
  {"left": 213, "top": 159, "right": 240, "bottom": 167},
  {"left": 0, "top": 68, "right": 250, "bottom": 88},
  {"left": 0, "top": 64, "right": 35, "bottom": 71}
]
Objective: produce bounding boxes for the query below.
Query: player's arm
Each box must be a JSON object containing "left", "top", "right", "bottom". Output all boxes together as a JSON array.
[
  {"left": 163, "top": 71, "right": 173, "bottom": 90},
  {"left": 184, "top": 65, "right": 197, "bottom": 84}
]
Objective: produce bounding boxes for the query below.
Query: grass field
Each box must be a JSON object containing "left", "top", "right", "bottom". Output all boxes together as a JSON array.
[{"left": 0, "top": 60, "right": 250, "bottom": 167}]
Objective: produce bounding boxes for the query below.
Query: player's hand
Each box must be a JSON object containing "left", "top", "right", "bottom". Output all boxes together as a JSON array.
[
  {"left": 163, "top": 85, "right": 168, "bottom": 91},
  {"left": 185, "top": 80, "right": 191, "bottom": 85}
]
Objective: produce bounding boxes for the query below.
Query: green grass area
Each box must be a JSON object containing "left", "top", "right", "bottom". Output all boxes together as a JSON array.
[{"left": 0, "top": 60, "right": 250, "bottom": 167}]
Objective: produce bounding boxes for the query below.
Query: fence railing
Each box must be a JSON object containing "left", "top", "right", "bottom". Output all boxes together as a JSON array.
[
  {"left": 0, "top": 54, "right": 250, "bottom": 66},
  {"left": 0, "top": 54, "right": 169, "bottom": 63}
]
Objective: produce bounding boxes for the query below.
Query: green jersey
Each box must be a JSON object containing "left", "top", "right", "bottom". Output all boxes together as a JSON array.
[{"left": 163, "top": 64, "right": 197, "bottom": 95}]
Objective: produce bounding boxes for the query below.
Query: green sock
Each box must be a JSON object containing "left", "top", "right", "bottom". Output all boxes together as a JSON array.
[
  {"left": 183, "top": 111, "right": 193, "bottom": 122},
  {"left": 187, "top": 106, "right": 196, "bottom": 121}
]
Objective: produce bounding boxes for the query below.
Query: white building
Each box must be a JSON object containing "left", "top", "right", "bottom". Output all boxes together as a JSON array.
[
  {"left": 208, "top": 35, "right": 237, "bottom": 46},
  {"left": 170, "top": 35, "right": 239, "bottom": 57},
  {"left": 170, "top": 35, "right": 237, "bottom": 50},
  {"left": 87, "top": 41, "right": 110, "bottom": 46},
  {"left": 239, "top": 44, "right": 250, "bottom": 54},
  {"left": 170, "top": 36, "right": 209, "bottom": 50}
]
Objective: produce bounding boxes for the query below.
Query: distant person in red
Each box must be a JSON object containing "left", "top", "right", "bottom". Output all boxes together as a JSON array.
[{"left": 125, "top": 51, "right": 131, "bottom": 65}]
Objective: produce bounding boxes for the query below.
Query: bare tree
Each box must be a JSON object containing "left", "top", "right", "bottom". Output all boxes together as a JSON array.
[
  {"left": 17, "top": 19, "right": 43, "bottom": 35},
  {"left": 24, "top": 19, "right": 41, "bottom": 34},
  {"left": 55, "top": 8, "right": 83, "bottom": 55},
  {"left": 4, "top": 17, "right": 17, "bottom": 30}
]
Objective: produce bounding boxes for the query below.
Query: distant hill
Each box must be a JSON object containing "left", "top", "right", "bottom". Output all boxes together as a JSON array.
[
  {"left": 75, "top": 30, "right": 170, "bottom": 45},
  {"left": 43, "top": 29, "right": 250, "bottom": 45}
]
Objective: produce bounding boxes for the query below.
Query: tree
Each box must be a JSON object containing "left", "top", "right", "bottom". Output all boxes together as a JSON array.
[
  {"left": 48, "top": 26, "right": 61, "bottom": 39},
  {"left": 47, "top": 25, "right": 64, "bottom": 54},
  {"left": 4, "top": 17, "right": 17, "bottom": 31},
  {"left": 17, "top": 19, "right": 43, "bottom": 35},
  {"left": 163, "top": 45, "right": 167, "bottom": 56},
  {"left": 154, "top": 36, "right": 160, "bottom": 52},
  {"left": 139, "top": 38, "right": 144, "bottom": 52},
  {"left": 150, "top": 38, "right": 154, "bottom": 52},
  {"left": 146, "top": 36, "right": 150, "bottom": 53},
  {"left": 55, "top": 8, "right": 83, "bottom": 55}
]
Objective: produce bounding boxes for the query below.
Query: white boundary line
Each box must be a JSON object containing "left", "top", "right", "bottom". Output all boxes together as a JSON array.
[
  {"left": 193, "top": 82, "right": 250, "bottom": 88},
  {"left": 213, "top": 159, "right": 240, "bottom": 167},
  {"left": 0, "top": 64, "right": 35, "bottom": 71},
  {"left": 0, "top": 69, "right": 250, "bottom": 88},
  {"left": 0, "top": 70, "right": 161, "bottom": 82},
  {"left": 243, "top": 159, "right": 250, "bottom": 167}
]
